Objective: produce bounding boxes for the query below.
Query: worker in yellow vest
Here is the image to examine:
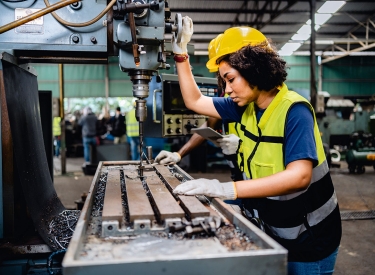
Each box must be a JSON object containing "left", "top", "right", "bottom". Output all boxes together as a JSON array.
[
  {"left": 53, "top": 116, "right": 61, "bottom": 157},
  {"left": 126, "top": 103, "right": 140, "bottom": 160},
  {"left": 171, "top": 18, "right": 341, "bottom": 274}
]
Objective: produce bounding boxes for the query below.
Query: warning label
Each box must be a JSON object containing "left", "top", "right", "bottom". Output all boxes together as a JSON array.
[{"left": 15, "top": 8, "right": 44, "bottom": 34}]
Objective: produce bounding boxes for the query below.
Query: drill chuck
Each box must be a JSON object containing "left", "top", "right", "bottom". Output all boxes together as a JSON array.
[{"left": 135, "top": 99, "right": 147, "bottom": 122}]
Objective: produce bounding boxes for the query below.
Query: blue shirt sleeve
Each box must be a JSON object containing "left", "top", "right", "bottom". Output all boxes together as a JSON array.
[
  {"left": 285, "top": 103, "right": 318, "bottom": 167},
  {"left": 213, "top": 97, "right": 247, "bottom": 122}
]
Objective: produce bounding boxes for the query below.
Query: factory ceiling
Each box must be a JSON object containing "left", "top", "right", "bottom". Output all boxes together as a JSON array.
[{"left": 168, "top": 0, "right": 375, "bottom": 62}]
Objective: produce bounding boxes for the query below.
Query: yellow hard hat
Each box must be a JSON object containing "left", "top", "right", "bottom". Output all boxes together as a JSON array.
[
  {"left": 207, "top": 33, "right": 223, "bottom": 72},
  {"left": 206, "top": 27, "right": 268, "bottom": 72}
]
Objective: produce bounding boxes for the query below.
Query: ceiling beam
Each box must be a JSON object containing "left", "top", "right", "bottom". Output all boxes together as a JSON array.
[
  {"left": 171, "top": 9, "right": 374, "bottom": 16},
  {"left": 257, "top": 0, "right": 298, "bottom": 29},
  {"left": 321, "top": 42, "right": 375, "bottom": 63}
]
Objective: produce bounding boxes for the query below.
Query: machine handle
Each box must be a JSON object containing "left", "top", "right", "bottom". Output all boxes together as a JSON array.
[{"left": 153, "top": 89, "right": 162, "bottom": 123}]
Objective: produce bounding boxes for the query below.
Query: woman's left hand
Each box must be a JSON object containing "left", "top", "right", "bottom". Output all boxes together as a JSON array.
[{"left": 217, "top": 134, "right": 241, "bottom": 155}]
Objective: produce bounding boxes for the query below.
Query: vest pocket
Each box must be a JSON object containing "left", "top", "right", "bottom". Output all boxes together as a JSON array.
[{"left": 253, "top": 161, "right": 275, "bottom": 178}]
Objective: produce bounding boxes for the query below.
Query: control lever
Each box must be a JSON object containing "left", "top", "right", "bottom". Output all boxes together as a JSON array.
[{"left": 184, "top": 121, "right": 198, "bottom": 133}]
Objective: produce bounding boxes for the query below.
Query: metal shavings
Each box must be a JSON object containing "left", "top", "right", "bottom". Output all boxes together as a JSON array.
[
  {"left": 47, "top": 210, "right": 80, "bottom": 250},
  {"left": 166, "top": 165, "right": 187, "bottom": 183},
  {"left": 120, "top": 170, "right": 130, "bottom": 223},
  {"left": 92, "top": 172, "right": 107, "bottom": 217},
  {"left": 149, "top": 231, "right": 186, "bottom": 241},
  {"left": 216, "top": 224, "right": 258, "bottom": 251},
  {"left": 173, "top": 172, "right": 185, "bottom": 182},
  {"left": 125, "top": 174, "right": 138, "bottom": 180}
]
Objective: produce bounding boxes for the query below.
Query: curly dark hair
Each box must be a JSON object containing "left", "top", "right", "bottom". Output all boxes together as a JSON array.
[{"left": 217, "top": 42, "right": 288, "bottom": 92}]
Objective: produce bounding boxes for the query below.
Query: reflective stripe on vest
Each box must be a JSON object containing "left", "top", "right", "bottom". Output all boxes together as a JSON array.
[
  {"left": 240, "top": 83, "right": 338, "bottom": 241},
  {"left": 126, "top": 108, "right": 139, "bottom": 137}
]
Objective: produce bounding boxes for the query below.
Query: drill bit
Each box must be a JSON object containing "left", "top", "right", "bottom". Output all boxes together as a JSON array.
[{"left": 139, "top": 120, "right": 144, "bottom": 178}]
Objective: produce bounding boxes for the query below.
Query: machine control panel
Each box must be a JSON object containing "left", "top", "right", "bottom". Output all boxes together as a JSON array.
[
  {"left": 145, "top": 74, "right": 219, "bottom": 137},
  {"left": 163, "top": 114, "right": 208, "bottom": 136}
]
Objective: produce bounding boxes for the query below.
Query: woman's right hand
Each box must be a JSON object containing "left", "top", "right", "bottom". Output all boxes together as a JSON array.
[
  {"left": 155, "top": 150, "right": 181, "bottom": 164},
  {"left": 172, "top": 16, "right": 193, "bottom": 54}
]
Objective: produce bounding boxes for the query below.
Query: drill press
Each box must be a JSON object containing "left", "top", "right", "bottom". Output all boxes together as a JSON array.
[{"left": 114, "top": 0, "right": 182, "bottom": 177}]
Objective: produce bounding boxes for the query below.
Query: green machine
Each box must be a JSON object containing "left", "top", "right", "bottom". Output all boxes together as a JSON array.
[{"left": 346, "top": 131, "right": 375, "bottom": 174}]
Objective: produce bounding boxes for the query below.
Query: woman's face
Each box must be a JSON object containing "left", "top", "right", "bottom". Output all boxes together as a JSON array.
[{"left": 218, "top": 61, "right": 259, "bottom": 106}]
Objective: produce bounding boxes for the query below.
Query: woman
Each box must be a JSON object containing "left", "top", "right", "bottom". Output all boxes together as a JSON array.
[{"left": 172, "top": 17, "right": 342, "bottom": 274}]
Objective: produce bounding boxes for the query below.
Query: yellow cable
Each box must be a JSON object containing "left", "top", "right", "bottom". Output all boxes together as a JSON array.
[
  {"left": 0, "top": 0, "right": 79, "bottom": 34},
  {"left": 44, "top": 0, "right": 117, "bottom": 27}
]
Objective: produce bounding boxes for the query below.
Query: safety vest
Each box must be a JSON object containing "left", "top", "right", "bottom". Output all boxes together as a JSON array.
[
  {"left": 126, "top": 108, "right": 139, "bottom": 137},
  {"left": 53, "top": 117, "right": 61, "bottom": 136},
  {"left": 222, "top": 95, "right": 243, "bottom": 181},
  {"left": 239, "top": 84, "right": 341, "bottom": 261}
]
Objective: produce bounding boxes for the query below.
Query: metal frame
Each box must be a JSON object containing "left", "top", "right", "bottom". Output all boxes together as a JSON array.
[{"left": 63, "top": 161, "right": 287, "bottom": 275}]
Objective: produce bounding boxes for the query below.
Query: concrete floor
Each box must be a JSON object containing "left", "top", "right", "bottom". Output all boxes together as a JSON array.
[{"left": 53, "top": 157, "right": 375, "bottom": 275}]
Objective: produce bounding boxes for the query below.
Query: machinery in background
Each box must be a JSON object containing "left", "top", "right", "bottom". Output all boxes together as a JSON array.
[
  {"left": 346, "top": 131, "right": 375, "bottom": 174},
  {"left": 317, "top": 92, "right": 375, "bottom": 168},
  {"left": 144, "top": 73, "right": 219, "bottom": 137}
]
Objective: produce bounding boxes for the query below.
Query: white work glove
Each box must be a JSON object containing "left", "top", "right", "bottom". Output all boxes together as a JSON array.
[
  {"left": 217, "top": 134, "right": 241, "bottom": 155},
  {"left": 155, "top": 150, "right": 181, "bottom": 164},
  {"left": 172, "top": 16, "right": 193, "bottom": 54},
  {"left": 173, "top": 178, "right": 237, "bottom": 200}
]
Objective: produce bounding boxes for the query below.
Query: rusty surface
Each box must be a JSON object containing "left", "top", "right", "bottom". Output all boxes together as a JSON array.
[
  {"left": 123, "top": 166, "right": 155, "bottom": 222},
  {"left": 143, "top": 169, "right": 185, "bottom": 220},
  {"left": 102, "top": 169, "right": 124, "bottom": 222}
]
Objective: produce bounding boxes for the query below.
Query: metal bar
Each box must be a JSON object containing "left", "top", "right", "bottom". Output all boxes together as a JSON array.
[
  {"left": 143, "top": 169, "right": 185, "bottom": 220},
  {"left": 102, "top": 169, "right": 124, "bottom": 223},
  {"left": 179, "top": 196, "right": 210, "bottom": 218},
  {"left": 123, "top": 167, "right": 155, "bottom": 222},
  {"left": 153, "top": 165, "right": 180, "bottom": 189},
  {"left": 322, "top": 42, "right": 375, "bottom": 63},
  {"left": 154, "top": 165, "right": 210, "bottom": 218}
]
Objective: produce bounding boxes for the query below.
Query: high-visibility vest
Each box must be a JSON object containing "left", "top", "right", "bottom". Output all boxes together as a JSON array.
[
  {"left": 222, "top": 94, "right": 243, "bottom": 181},
  {"left": 53, "top": 117, "right": 61, "bottom": 136},
  {"left": 126, "top": 108, "right": 139, "bottom": 137},
  {"left": 238, "top": 83, "right": 341, "bottom": 261}
]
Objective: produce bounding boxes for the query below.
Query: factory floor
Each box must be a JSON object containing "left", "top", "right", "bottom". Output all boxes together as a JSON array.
[{"left": 53, "top": 157, "right": 375, "bottom": 275}]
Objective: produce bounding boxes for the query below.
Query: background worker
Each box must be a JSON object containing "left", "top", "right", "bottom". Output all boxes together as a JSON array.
[
  {"left": 52, "top": 116, "right": 61, "bottom": 157},
  {"left": 126, "top": 102, "right": 140, "bottom": 160},
  {"left": 110, "top": 106, "right": 127, "bottom": 144},
  {"left": 170, "top": 17, "right": 342, "bottom": 274},
  {"left": 78, "top": 106, "right": 97, "bottom": 165}
]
